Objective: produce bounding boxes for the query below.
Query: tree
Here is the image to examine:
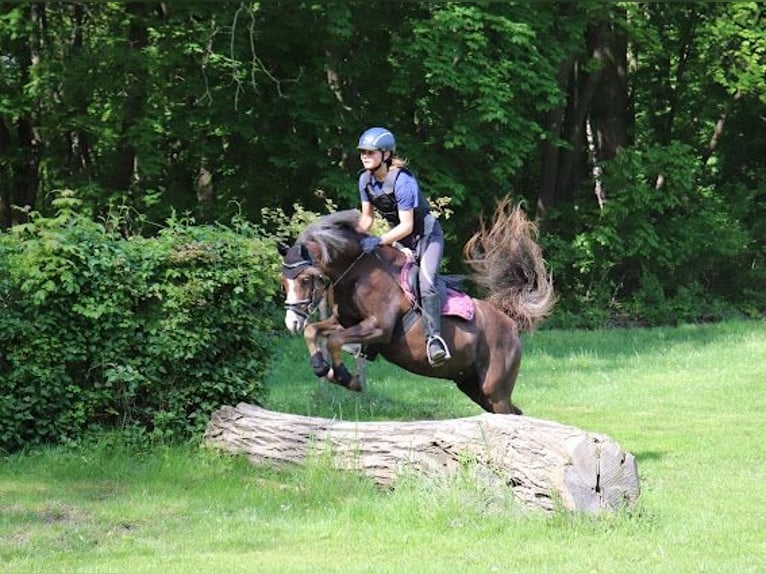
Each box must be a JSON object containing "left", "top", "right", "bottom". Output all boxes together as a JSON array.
[{"left": 0, "top": 2, "right": 763, "bottom": 324}]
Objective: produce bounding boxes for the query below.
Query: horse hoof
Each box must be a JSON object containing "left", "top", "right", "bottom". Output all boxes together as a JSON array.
[
  {"left": 332, "top": 363, "right": 354, "bottom": 389},
  {"left": 310, "top": 352, "right": 330, "bottom": 377},
  {"left": 313, "top": 363, "right": 330, "bottom": 377},
  {"left": 347, "top": 376, "right": 363, "bottom": 393}
]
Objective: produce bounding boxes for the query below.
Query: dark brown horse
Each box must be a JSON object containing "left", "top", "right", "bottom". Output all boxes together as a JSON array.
[{"left": 279, "top": 198, "right": 555, "bottom": 414}]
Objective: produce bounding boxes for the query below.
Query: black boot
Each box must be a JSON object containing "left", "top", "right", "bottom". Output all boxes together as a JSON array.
[{"left": 422, "top": 293, "right": 451, "bottom": 366}]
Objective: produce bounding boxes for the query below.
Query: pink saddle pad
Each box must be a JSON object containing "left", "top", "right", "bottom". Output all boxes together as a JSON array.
[{"left": 399, "top": 260, "right": 475, "bottom": 321}]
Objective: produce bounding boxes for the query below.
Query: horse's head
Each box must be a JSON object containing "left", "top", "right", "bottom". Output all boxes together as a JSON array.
[{"left": 279, "top": 242, "right": 326, "bottom": 333}]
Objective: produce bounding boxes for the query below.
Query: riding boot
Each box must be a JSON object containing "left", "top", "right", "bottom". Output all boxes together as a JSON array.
[{"left": 421, "top": 293, "right": 451, "bottom": 366}]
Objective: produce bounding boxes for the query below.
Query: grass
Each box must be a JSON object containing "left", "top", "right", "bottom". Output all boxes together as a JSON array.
[{"left": 2, "top": 319, "right": 765, "bottom": 573}]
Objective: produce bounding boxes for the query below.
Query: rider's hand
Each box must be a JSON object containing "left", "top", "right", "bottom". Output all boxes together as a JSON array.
[{"left": 360, "top": 236, "right": 382, "bottom": 253}]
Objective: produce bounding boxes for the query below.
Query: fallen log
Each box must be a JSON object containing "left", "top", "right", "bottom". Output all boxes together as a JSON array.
[{"left": 204, "top": 403, "right": 640, "bottom": 513}]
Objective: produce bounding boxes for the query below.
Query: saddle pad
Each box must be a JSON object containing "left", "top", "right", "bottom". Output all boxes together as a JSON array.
[
  {"left": 399, "top": 260, "right": 475, "bottom": 321},
  {"left": 442, "top": 287, "right": 475, "bottom": 320}
]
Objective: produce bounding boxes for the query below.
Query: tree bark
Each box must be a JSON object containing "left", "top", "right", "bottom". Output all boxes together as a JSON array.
[
  {"left": 587, "top": 9, "right": 630, "bottom": 162},
  {"left": 109, "top": 3, "right": 149, "bottom": 194},
  {"left": 205, "top": 403, "right": 640, "bottom": 513},
  {"left": 537, "top": 55, "right": 576, "bottom": 223},
  {"left": 701, "top": 90, "right": 742, "bottom": 169}
]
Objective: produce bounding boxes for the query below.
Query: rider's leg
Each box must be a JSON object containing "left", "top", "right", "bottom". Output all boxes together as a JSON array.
[
  {"left": 418, "top": 230, "right": 450, "bottom": 366},
  {"left": 422, "top": 292, "right": 449, "bottom": 365}
]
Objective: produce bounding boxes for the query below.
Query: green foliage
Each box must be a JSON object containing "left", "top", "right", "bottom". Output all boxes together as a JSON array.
[
  {"left": 543, "top": 143, "right": 751, "bottom": 327},
  {"left": 1, "top": 3, "right": 764, "bottom": 328},
  {"left": 0, "top": 193, "right": 281, "bottom": 452},
  {"left": 388, "top": 4, "right": 564, "bottom": 215}
]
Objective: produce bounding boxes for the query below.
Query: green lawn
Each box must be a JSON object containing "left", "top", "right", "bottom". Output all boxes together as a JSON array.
[{"left": 2, "top": 319, "right": 765, "bottom": 573}]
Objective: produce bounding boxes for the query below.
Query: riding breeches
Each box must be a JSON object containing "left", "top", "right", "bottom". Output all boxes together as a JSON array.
[{"left": 416, "top": 223, "right": 444, "bottom": 299}]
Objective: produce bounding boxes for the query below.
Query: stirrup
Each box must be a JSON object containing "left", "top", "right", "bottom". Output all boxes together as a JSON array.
[{"left": 427, "top": 335, "right": 451, "bottom": 366}]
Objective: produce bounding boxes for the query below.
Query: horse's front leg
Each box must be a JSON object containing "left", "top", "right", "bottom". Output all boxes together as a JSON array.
[
  {"left": 325, "top": 317, "right": 387, "bottom": 392},
  {"left": 303, "top": 316, "right": 341, "bottom": 378}
]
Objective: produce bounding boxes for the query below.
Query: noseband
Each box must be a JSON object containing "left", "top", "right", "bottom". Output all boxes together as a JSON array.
[{"left": 283, "top": 273, "right": 325, "bottom": 321}]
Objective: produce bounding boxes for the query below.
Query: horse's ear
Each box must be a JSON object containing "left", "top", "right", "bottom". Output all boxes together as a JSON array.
[
  {"left": 277, "top": 241, "right": 290, "bottom": 257},
  {"left": 305, "top": 241, "right": 322, "bottom": 265}
]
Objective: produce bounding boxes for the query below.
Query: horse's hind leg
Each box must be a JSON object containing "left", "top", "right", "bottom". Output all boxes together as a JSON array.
[
  {"left": 455, "top": 377, "right": 494, "bottom": 413},
  {"left": 479, "top": 342, "right": 523, "bottom": 415},
  {"left": 458, "top": 339, "right": 522, "bottom": 415},
  {"left": 459, "top": 379, "right": 519, "bottom": 414}
]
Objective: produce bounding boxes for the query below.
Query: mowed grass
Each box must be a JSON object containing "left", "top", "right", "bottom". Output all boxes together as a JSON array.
[{"left": 2, "top": 319, "right": 765, "bottom": 573}]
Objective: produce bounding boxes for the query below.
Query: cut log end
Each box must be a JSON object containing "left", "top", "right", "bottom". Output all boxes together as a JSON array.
[{"left": 205, "top": 403, "right": 640, "bottom": 513}]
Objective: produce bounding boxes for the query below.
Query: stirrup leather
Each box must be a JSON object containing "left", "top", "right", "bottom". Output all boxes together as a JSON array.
[{"left": 426, "top": 335, "right": 451, "bottom": 366}]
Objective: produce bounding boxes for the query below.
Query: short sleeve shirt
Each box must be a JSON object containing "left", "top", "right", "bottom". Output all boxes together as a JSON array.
[{"left": 358, "top": 170, "right": 420, "bottom": 211}]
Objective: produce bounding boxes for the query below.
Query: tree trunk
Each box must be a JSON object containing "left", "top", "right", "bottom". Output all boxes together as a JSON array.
[
  {"left": 205, "top": 403, "right": 640, "bottom": 513},
  {"left": 0, "top": 117, "right": 8, "bottom": 226},
  {"left": 66, "top": 3, "right": 94, "bottom": 175},
  {"left": 556, "top": 57, "right": 597, "bottom": 206},
  {"left": 701, "top": 90, "right": 742, "bottom": 169},
  {"left": 109, "top": 3, "right": 149, "bottom": 194},
  {"left": 6, "top": 3, "right": 47, "bottom": 225},
  {"left": 543, "top": 7, "right": 631, "bottom": 217},
  {"left": 537, "top": 55, "right": 576, "bottom": 223},
  {"left": 587, "top": 9, "right": 630, "bottom": 162}
]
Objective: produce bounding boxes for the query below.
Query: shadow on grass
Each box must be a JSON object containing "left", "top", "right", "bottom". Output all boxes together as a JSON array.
[
  {"left": 527, "top": 319, "right": 760, "bottom": 361},
  {"left": 634, "top": 450, "right": 664, "bottom": 463}
]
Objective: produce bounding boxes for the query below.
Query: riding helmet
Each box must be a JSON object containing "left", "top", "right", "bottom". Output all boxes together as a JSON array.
[{"left": 357, "top": 127, "right": 396, "bottom": 152}]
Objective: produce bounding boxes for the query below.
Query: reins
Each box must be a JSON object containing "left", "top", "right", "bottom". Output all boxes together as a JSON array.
[
  {"left": 330, "top": 251, "right": 367, "bottom": 289},
  {"left": 334, "top": 248, "right": 403, "bottom": 294}
]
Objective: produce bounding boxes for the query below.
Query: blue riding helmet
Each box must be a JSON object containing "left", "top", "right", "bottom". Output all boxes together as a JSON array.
[{"left": 357, "top": 127, "right": 396, "bottom": 152}]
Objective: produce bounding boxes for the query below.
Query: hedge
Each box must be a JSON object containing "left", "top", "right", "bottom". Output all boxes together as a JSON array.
[{"left": 0, "top": 194, "right": 282, "bottom": 451}]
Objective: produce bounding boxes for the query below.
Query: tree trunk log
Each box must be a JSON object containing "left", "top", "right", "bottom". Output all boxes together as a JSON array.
[{"left": 205, "top": 403, "right": 640, "bottom": 513}]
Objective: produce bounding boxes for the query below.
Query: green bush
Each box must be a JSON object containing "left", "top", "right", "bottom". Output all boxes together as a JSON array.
[
  {"left": 542, "top": 142, "right": 753, "bottom": 327},
  {"left": 0, "top": 193, "right": 282, "bottom": 451}
]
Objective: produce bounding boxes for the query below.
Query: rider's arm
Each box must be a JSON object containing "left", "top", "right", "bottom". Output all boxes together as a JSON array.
[
  {"left": 381, "top": 209, "right": 414, "bottom": 245},
  {"left": 357, "top": 200, "right": 375, "bottom": 233}
]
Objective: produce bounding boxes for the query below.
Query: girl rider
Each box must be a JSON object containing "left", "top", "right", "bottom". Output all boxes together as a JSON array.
[{"left": 355, "top": 127, "right": 450, "bottom": 366}]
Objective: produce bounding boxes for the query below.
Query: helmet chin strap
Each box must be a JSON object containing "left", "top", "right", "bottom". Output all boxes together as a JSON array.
[{"left": 366, "top": 151, "right": 390, "bottom": 175}]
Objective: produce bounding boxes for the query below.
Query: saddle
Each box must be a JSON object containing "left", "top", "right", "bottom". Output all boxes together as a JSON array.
[
  {"left": 399, "top": 258, "right": 474, "bottom": 321},
  {"left": 359, "top": 257, "right": 474, "bottom": 362}
]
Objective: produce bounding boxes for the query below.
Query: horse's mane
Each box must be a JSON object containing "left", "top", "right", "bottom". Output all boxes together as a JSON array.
[{"left": 298, "top": 209, "right": 361, "bottom": 265}]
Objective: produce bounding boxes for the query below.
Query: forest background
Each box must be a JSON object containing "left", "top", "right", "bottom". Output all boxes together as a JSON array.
[
  {"left": 0, "top": 3, "right": 764, "bottom": 446},
  {"left": 2, "top": 2, "right": 764, "bottom": 324}
]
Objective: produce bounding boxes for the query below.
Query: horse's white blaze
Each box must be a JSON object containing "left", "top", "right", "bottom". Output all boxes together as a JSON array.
[
  {"left": 283, "top": 278, "right": 307, "bottom": 333},
  {"left": 284, "top": 310, "right": 305, "bottom": 334}
]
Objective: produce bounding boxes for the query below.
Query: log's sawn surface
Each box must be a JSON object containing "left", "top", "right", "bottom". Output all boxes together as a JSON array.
[{"left": 205, "top": 403, "right": 640, "bottom": 513}]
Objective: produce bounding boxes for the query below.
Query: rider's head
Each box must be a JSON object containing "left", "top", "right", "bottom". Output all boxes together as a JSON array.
[{"left": 358, "top": 127, "right": 395, "bottom": 172}]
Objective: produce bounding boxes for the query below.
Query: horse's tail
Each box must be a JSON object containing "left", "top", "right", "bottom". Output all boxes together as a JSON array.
[{"left": 462, "top": 197, "right": 555, "bottom": 331}]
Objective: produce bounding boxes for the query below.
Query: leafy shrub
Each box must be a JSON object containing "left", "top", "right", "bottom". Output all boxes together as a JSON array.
[
  {"left": 542, "top": 142, "right": 752, "bottom": 327},
  {"left": 0, "top": 193, "right": 282, "bottom": 451}
]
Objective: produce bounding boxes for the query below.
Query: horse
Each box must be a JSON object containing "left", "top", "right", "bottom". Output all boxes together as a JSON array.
[{"left": 279, "top": 197, "right": 555, "bottom": 414}]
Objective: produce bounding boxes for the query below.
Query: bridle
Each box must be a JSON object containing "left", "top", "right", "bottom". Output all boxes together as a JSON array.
[
  {"left": 283, "top": 266, "right": 326, "bottom": 322},
  {"left": 281, "top": 249, "right": 367, "bottom": 321}
]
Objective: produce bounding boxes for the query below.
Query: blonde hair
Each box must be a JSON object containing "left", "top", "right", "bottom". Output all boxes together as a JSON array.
[{"left": 391, "top": 156, "right": 409, "bottom": 169}]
